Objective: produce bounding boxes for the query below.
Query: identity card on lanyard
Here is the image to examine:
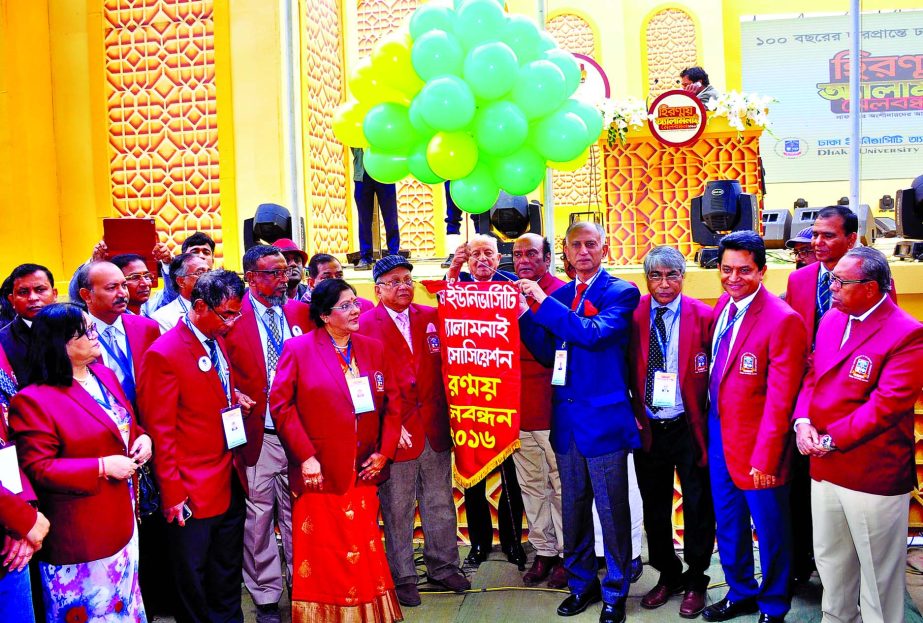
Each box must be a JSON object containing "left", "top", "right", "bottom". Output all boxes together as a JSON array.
[
  {"left": 0, "top": 442, "right": 22, "bottom": 494},
  {"left": 551, "top": 271, "right": 601, "bottom": 387},
  {"left": 334, "top": 338, "right": 376, "bottom": 413}
]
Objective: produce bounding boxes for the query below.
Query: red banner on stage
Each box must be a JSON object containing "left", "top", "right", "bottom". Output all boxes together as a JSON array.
[{"left": 423, "top": 280, "right": 521, "bottom": 488}]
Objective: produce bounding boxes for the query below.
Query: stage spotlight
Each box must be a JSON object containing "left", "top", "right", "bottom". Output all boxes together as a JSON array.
[
  {"left": 894, "top": 180, "right": 923, "bottom": 260},
  {"left": 473, "top": 191, "right": 543, "bottom": 271},
  {"left": 690, "top": 180, "right": 758, "bottom": 268},
  {"left": 879, "top": 194, "right": 894, "bottom": 212},
  {"left": 793, "top": 198, "right": 808, "bottom": 209},
  {"left": 244, "top": 203, "right": 303, "bottom": 251},
  {"left": 837, "top": 196, "right": 850, "bottom": 206}
]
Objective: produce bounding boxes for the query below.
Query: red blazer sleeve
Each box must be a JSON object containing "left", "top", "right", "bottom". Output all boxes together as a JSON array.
[
  {"left": 749, "top": 311, "right": 807, "bottom": 476},
  {"left": 9, "top": 391, "right": 102, "bottom": 496},
  {"left": 269, "top": 341, "right": 316, "bottom": 465},
  {"left": 137, "top": 348, "right": 187, "bottom": 508},
  {"left": 377, "top": 355, "right": 402, "bottom": 461},
  {"left": 826, "top": 326, "right": 923, "bottom": 451},
  {"left": 0, "top": 485, "right": 37, "bottom": 538}
]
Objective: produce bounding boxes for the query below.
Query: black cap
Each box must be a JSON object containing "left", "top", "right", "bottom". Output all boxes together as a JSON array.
[{"left": 372, "top": 255, "right": 413, "bottom": 282}]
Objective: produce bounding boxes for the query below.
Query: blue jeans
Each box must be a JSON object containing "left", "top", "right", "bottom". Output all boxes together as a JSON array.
[{"left": 0, "top": 567, "right": 36, "bottom": 623}]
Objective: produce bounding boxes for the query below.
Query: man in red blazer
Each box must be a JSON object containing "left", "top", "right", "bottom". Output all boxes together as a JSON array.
[
  {"left": 794, "top": 247, "right": 923, "bottom": 623},
  {"left": 138, "top": 269, "right": 254, "bottom": 623},
  {"left": 629, "top": 246, "right": 714, "bottom": 618},
  {"left": 356, "top": 255, "right": 469, "bottom": 607},
  {"left": 224, "top": 245, "right": 311, "bottom": 622},
  {"left": 300, "top": 253, "right": 374, "bottom": 312},
  {"left": 703, "top": 231, "right": 807, "bottom": 623},
  {"left": 510, "top": 234, "right": 568, "bottom": 588}
]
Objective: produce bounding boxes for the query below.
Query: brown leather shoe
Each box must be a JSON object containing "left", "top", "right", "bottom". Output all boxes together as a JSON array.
[
  {"left": 640, "top": 581, "right": 683, "bottom": 609},
  {"left": 523, "top": 555, "right": 557, "bottom": 586},
  {"left": 679, "top": 588, "right": 707, "bottom": 618},
  {"left": 429, "top": 571, "right": 471, "bottom": 593},
  {"left": 546, "top": 560, "right": 568, "bottom": 589}
]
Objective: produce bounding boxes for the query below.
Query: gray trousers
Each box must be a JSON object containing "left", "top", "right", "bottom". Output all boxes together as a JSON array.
[
  {"left": 378, "top": 439, "right": 460, "bottom": 587},
  {"left": 242, "top": 433, "right": 293, "bottom": 606}
]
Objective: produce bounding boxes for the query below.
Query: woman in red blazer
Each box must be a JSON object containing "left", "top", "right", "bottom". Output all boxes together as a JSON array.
[
  {"left": 10, "top": 303, "right": 152, "bottom": 622},
  {"left": 270, "top": 279, "right": 402, "bottom": 623}
]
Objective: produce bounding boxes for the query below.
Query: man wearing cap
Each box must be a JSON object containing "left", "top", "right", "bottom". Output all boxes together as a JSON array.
[
  {"left": 357, "top": 255, "right": 469, "bottom": 607},
  {"left": 273, "top": 239, "right": 309, "bottom": 301},
  {"left": 785, "top": 228, "right": 817, "bottom": 271},
  {"left": 224, "top": 246, "right": 312, "bottom": 622}
]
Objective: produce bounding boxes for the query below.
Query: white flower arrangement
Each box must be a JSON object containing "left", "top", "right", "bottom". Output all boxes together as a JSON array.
[
  {"left": 706, "top": 91, "right": 774, "bottom": 132},
  {"left": 596, "top": 97, "right": 651, "bottom": 146}
]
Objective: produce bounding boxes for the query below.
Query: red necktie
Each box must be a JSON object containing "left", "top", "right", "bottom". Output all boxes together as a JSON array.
[{"left": 571, "top": 282, "right": 588, "bottom": 311}]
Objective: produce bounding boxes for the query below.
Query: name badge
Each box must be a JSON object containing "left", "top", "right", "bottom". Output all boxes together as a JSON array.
[
  {"left": 221, "top": 404, "right": 247, "bottom": 450},
  {"left": 652, "top": 371, "right": 677, "bottom": 407},
  {"left": 0, "top": 444, "right": 23, "bottom": 494},
  {"left": 551, "top": 349, "right": 568, "bottom": 386},
  {"left": 347, "top": 376, "right": 376, "bottom": 413}
]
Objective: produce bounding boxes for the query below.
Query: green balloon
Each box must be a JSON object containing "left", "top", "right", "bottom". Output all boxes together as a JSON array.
[
  {"left": 454, "top": 0, "right": 504, "bottom": 8},
  {"left": 473, "top": 100, "right": 528, "bottom": 156},
  {"left": 532, "top": 110, "right": 590, "bottom": 162},
  {"left": 364, "top": 149, "right": 409, "bottom": 184},
  {"left": 536, "top": 31, "right": 557, "bottom": 53},
  {"left": 449, "top": 163, "right": 500, "bottom": 214},
  {"left": 362, "top": 102, "right": 417, "bottom": 154},
  {"left": 454, "top": 0, "right": 506, "bottom": 50},
  {"left": 543, "top": 49, "right": 581, "bottom": 95},
  {"left": 463, "top": 42, "right": 519, "bottom": 100},
  {"left": 408, "top": 96, "right": 436, "bottom": 138},
  {"left": 409, "top": 5, "right": 456, "bottom": 40},
  {"left": 408, "top": 142, "right": 445, "bottom": 184},
  {"left": 411, "top": 30, "right": 464, "bottom": 81},
  {"left": 561, "top": 98, "right": 604, "bottom": 140},
  {"left": 511, "top": 60, "right": 566, "bottom": 119},
  {"left": 417, "top": 75, "right": 476, "bottom": 131},
  {"left": 491, "top": 145, "right": 545, "bottom": 195},
  {"left": 500, "top": 14, "right": 541, "bottom": 64}
]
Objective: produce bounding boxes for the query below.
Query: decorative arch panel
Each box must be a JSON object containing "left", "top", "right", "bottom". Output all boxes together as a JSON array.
[{"left": 645, "top": 7, "right": 698, "bottom": 97}]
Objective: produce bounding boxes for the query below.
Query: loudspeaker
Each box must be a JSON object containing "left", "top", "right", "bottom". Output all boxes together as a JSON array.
[
  {"left": 792, "top": 207, "right": 821, "bottom": 231},
  {"left": 761, "top": 209, "right": 793, "bottom": 249},
  {"left": 896, "top": 188, "right": 923, "bottom": 239},
  {"left": 853, "top": 204, "right": 876, "bottom": 245}
]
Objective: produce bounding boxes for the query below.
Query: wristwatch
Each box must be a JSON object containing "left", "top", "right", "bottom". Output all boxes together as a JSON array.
[{"left": 819, "top": 434, "right": 835, "bottom": 451}]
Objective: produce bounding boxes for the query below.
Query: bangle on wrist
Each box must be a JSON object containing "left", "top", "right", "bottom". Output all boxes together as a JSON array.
[{"left": 101, "top": 457, "right": 108, "bottom": 479}]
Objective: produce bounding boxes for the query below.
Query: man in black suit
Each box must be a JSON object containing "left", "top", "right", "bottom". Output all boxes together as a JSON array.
[{"left": 0, "top": 264, "right": 58, "bottom": 386}]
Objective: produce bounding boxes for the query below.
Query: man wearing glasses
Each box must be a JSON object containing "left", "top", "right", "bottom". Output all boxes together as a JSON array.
[
  {"left": 151, "top": 252, "right": 211, "bottom": 333},
  {"left": 629, "top": 247, "right": 715, "bottom": 618},
  {"left": 357, "top": 255, "right": 470, "bottom": 606},
  {"left": 225, "top": 245, "right": 311, "bottom": 623},
  {"left": 783, "top": 228, "right": 817, "bottom": 271},
  {"left": 110, "top": 254, "right": 157, "bottom": 317},
  {"left": 794, "top": 247, "right": 923, "bottom": 623},
  {"left": 138, "top": 269, "right": 254, "bottom": 623}
]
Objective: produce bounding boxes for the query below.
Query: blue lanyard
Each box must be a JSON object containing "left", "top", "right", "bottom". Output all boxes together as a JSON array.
[
  {"left": 98, "top": 327, "right": 133, "bottom": 378},
  {"left": 651, "top": 302, "right": 680, "bottom": 361},
  {"left": 90, "top": 373, "right": 112, "bottom": 411},
  {"left": 711, "top": 302, "right": 751, "bottom": 359},
  {"left": 184, "top": 315, "right": 232, "bottom": 405},
  {"left": 254, "top": 299, "right": 288, "bottom": 357},
  {"left": 330, "top": 336, "right": 353, "bottom": 371}
]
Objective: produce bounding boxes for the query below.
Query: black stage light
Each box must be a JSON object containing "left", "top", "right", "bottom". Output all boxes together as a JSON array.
[
  {"left": 472, "top": 191, "right": 543, "bottom": 271},
  {"left": 690, "top": 180, "right": 758, "bottom": 268},
  {"left": 244, "top": 203, "right": 293, "bottom": 250},
  {"left": 879, "top": 194, "right": 894, "bottom": 212}
]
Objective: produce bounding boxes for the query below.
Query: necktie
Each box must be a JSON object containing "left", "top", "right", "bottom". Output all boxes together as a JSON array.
[
  {"left": 205, "top": 338, "right": 229, "bottom": 398},
  {"left": 644, "top": 307, "right": 669, "bottom": 413},
  {"left": 104, "top": 326, "right": 135, "bottom": 403},
  {"left": 264, "top": 308, "right": 282, "bottom": 372},
  {"left": 395, "top": 312, "right": 413, "bottom": 353},
  {"left": 571, "top": 282, "right": 588, "bottom": 311},
  {"left": 815, "top": 271, "right": 831, "bottom": 331},
  {"left": 708, "top": 302, "right": 738, "bottom": 415}
]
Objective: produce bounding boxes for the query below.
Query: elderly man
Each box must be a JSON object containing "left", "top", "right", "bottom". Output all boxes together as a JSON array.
[
  {"left": 110, "top": 254, "right": 156, "bottom": 317},
  {"left": 272, "top": 238, "right": 309, "bottom": 301},
  {"left": 446, "top": 234, "right": 525, "bottom": 568},
  {"left": 795, "top": 247, "right": 923, "bottom": 623},
  {"left": 138, "top": 270, "right": 253, "bottom": 623},
  {"left": 0, "top": 264, "right": 58, "bottom": 386},
  {"left": 629, "top": 247, "right": 714, "bottom": 618},
  {"left": 357, "top": 255, "right": 469, "bottom": 607},
  {"left": 518, "top": 222, "right": 640, "bottom": 623},
  {"left": 151, "top": 253, "right": 210, "bottom": 333},
  {"left": 511, "top": 234, "right": 567, "bottom": 588},
  {"left": 224, "top": 246, "right": 311, "bottom": 623},
  {"left": 704, "top": 231, "right": 806, "bottom": 623}
]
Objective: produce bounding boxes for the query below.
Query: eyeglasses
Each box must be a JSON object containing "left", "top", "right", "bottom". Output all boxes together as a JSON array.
[
  {"left": 647, "top": 271, "right": 683, "bottom": 283},
  {"left": 250, "top": 269, "right": 288, "bottom": 279},
  {"left": 209, "top": 306, "right": 243, "bottom": 324},
  {"left": 75, "top": 322, "right": 99, "bottom": 341},
  {"left": 377, "top": 278, "right": 414, "bottom": 289},
  {"left": 830, "top": 275, "right": 873, "bottom": 288},
  {"left": 330, "top": 300, "right": 363, "bottom": 312},
  {"left": 124, "top": 272, "right": 154, "bottom": 283},
  {"left": 790, "top": 248, "right": 814, "bottom": 259},
  {"left": 179, "top": 268, "right": 210, "bottom": 280}
]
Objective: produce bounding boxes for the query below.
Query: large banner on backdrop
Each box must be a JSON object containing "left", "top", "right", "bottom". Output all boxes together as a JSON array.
[
  {"left": 741, "top": 13, "right": 923, "bottom": 183},
  {"left": 424, "top": 281, "right": 522, "bottom": 488}
]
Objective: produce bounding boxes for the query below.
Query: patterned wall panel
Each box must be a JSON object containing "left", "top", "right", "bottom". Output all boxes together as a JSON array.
[
  {"left": 302, "top": 0, "right": 349, "bottom": 254},
  {"left": 104, "top": 0, "right": 224, "bottom": 257},
  {"left": 646, "top": 8, "right": 698, "bottom": 97},
  {"left": 357, "top": 0, "right": 437, "bottom": 257},
  {"left": 547, "top": 14, "right": 603, "bottom": 213}
]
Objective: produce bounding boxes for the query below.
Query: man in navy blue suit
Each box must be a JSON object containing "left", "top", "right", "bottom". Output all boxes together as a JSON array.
[{"left": 519, "top": 222, "right": 641, "bottom": 623}]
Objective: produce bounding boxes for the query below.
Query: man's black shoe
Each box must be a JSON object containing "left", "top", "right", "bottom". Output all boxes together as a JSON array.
[
  {"left": 557, "top": 586, "right": 602, "bottom": 617},
  {"left": 757, "top": 614, "right": 785, "bottom": 623},
  {"left": 502, "top": 542, "right": 527, "bottom": 570},
  {"left": 701, "top": 596, "right": 759, "bottom": 622},
  {"left": 463, "top": 544, "right": 490, "bottom": 566},
  {"left": 599, "top": 601, "right": 626, "bottom": 623}
]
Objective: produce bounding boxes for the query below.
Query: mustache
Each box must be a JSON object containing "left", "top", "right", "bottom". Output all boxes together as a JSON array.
[{"left": 114, "top": 297, "right": 128, "bottom": 306}]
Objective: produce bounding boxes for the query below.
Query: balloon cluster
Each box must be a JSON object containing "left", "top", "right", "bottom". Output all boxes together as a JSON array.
[{"left": 331, "top": 0, "right": 603, "bottom": 214}]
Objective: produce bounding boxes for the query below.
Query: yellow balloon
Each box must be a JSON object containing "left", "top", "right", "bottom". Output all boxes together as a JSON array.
[
  {"left": 332, "top": 100, "right": 370, "bottom": 147},
  {"left": 549, "top": 147, "right": 590, "bottom": 172},
  {"left": 372, "top": 32, "right": 423, "bottom": 98},
  {"left": 348, "top": 59, "right": 409, "bottom": 106}
]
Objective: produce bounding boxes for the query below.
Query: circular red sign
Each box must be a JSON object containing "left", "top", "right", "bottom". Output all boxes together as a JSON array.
[{"left": 647, "top": 90, "right": 707, "bottom": 148}]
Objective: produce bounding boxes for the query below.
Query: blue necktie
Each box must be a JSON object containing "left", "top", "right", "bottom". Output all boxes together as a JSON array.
[
  {"left": 205, "top": 338, "right": 229, "bottom": 398},
  {"left": 815, "top": 272, "right": 831, "bottom": 332},
  {"left": 104, "top": 327, "right": 135, "bottom": 403}
]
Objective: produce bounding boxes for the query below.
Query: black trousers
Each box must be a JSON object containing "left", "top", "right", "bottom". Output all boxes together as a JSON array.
[
  {"left": 139, "top": 511, "right": 179, "bottom": 615},
  {"left": 789, "top": 451, "right": 814, "bottom": 575},
  {"left": 463, "top": 456, "right": 524, "bottom": 549},
  {"left": 167, "top": 480, "right": 246, "bottom": 623},
  {"left": 634, "top": 416, "right": 715, "bottom": 591}
]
